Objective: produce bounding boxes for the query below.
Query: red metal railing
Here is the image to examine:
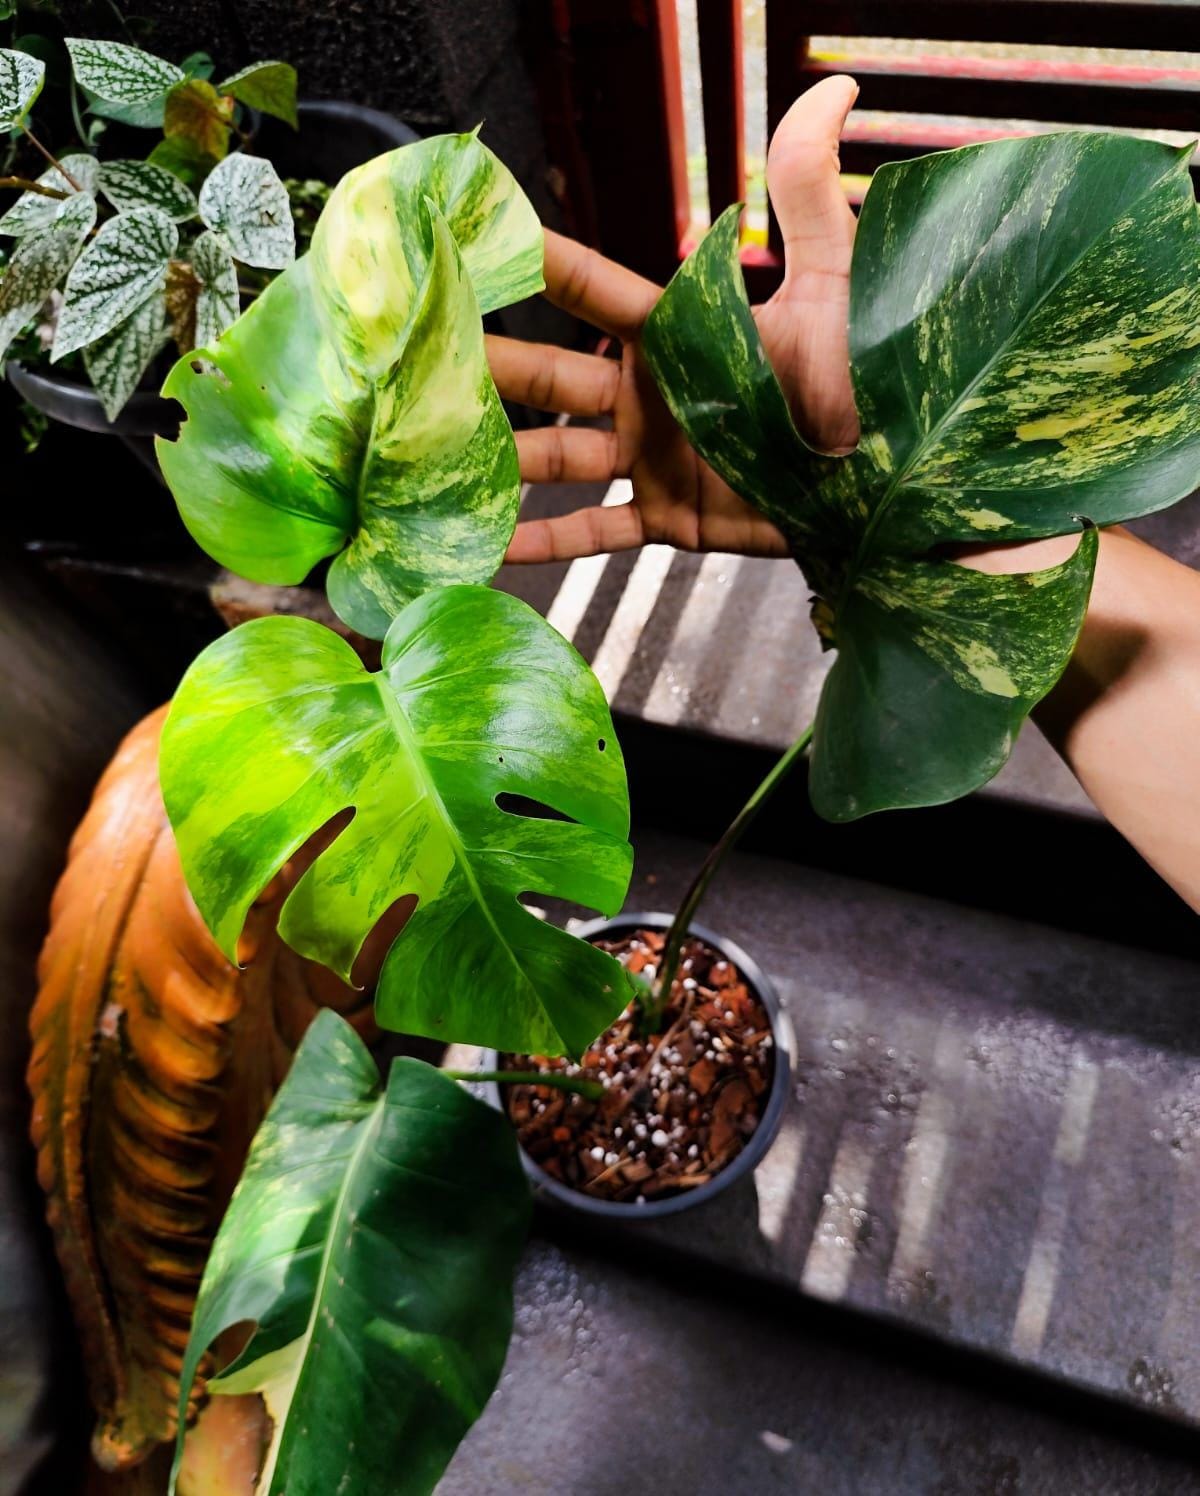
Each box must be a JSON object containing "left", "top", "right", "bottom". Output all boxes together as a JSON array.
[{"left": 533, "top": 0, "right": 1200, "bottom": 294}]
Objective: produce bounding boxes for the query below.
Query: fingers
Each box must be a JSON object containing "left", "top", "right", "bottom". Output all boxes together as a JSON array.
[
  {"left": 767, "top": 74, "right": 858, "bottom": 274},
  {"left": 514, "top": 424, "right": 623, "bottom": 484},
  {"left": 542, "top": 230, "right": 661, "bottom": 340},
  {"left": 505, "top": 502, "right": 647, "bottom": 564},
  {"left": 487, "top": 334, "right": 620, "bottom": 417}
]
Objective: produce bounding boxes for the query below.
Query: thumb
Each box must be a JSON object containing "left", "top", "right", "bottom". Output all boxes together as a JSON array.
[{"left": 766, "top": 74, "right": 858, "bottom": 281}]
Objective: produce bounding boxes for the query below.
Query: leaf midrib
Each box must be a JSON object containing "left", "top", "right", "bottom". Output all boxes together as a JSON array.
[
  {"left": 836, "top": 145, "right": 1185, "bottom": 615},
  {"left": 258, "top": 1097, "right": 383, "bottom": 1494}
]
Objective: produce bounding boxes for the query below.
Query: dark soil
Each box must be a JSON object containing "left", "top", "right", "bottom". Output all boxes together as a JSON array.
[{"left": 503, "top": 928, "right": 775, "bottom": 1205}]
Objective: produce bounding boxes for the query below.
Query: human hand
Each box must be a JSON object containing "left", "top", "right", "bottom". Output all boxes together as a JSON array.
[{"left": 488, "top": 74, "right": 860, "bottom": 564}]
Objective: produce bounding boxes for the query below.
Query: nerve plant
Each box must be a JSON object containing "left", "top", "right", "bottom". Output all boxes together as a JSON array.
[
  {"left": 0, "top": 39, "right": 298, "bottom": 417},
  {"left": 146, "top": 127, "right": 1200, "bottom": 1493}
]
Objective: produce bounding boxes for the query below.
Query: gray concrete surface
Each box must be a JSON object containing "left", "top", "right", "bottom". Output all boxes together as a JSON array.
[
  {"left": 502, "top": 479, "right": 1200, "bottom": 819},
  {"left": 442, "top": 1237, "right": 1200, "bottom": 1495},
  {"left": 455, "top": 819, "right": 1200, "bottom": 1467}
]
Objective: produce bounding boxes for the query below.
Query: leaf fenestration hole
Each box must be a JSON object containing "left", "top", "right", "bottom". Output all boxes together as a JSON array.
[
  {"left": 597, "top": 738, "right": 606, "bottom": 752},
  {"left": 239, "top": 807, "right": 356, "bottom": 964},
  {"left": 352, "top": 893, "right": 418, "bottom": 991},
  {"left": 496, "top": 792, "right": 574, "bottom": 824}
]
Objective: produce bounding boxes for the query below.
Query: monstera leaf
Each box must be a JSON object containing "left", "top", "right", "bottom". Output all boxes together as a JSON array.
[
  {"left": 160, "top": 585, "right": 634, "bottom": 1056},
  {"left": 171, "top": 1010, "right": 529, "bottom": 1496},
  {"left": 643, "top": 132, "right": 1200, "bottom": 821},
  {"left": 156, "top": 131, "right": 543, "bottom": 639}
]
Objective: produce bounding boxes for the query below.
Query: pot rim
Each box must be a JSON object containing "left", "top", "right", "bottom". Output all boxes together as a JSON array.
[{"left": 476, "top": 911, "right": 794, "bottom": 1220}]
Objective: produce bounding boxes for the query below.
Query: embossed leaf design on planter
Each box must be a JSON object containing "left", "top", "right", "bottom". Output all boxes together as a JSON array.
[
  {"left": 170, "top": 1010, "right": 530, "bottom": 1496},
  {"left": 643, "top": 133, "right": 1200, "bottom": 821},
  {"left": 27, "top": 707, "right": 374, "bottom": 1472},
  {"left": 157, "top": 131, "right": 543, "bottom": 639},
  {"left": 159, "top": 586, "right": 634, "bottom": 1057}
]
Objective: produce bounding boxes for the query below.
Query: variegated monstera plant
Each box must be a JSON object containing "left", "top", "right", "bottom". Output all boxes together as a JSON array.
[
  {"left": 64, "top": 110, "right": 1200, "bottom": 1495},
  {"left": 154, "top": 133, "right": 634, "bottom": 1496},
  {"left": 0, "top": 39, "right": 297, "bottom": 418}
]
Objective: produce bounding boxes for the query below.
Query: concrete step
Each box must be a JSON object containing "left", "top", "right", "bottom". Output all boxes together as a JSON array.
[
  {"left": 455, "top": 820, "right": 1200, "bottom": 1445},
  {"left": 499, "top": 479, "right": 1200, "bottom": 820},
  {"left": 441, "top": 1236, "right": 1200, "bottom": 1494}
]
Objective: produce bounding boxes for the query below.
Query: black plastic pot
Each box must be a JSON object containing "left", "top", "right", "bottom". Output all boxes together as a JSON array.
[
  {"left": 7, "top": 101, "right": 420, "bottom": 454},
  {"left": 479, "top": 913, "right": 795, "bottom": 1220}
]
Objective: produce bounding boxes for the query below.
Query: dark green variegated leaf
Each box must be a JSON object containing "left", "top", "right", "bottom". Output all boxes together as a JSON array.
[
  {"left": 159, "top": 585, "right": 633, "bottom": 1056},
  {"left": 644, "top": 133, "right": 1200, "bottom": 821},
  {"left": 0, "top": 153, "right": 98, "bottom": 237},
  {"left": 169, "top": 1010, "right": 530, "bottom": 1496},
  {"left": 0, "top": 192, "right": 95, "bottom": 359},
  {"left": 83, "top": 290, "right": 167, "bottom": 419},
  {"left": 0, "top": 47, "right": 43, "bottom": 128},
  {"left": 100, "top": 159, "right": 197, "bottom": 221},
  {"left": 190, "top": 229, "right": 238, "bottom": 347},
  {"left": 65, "top": 38, "right": 182, "bottom": 127},
  {"left": 218, "top": 60, "right": 297, "bottom": 128},
  {"left": 157, "top": 131, "right": 543, "bottom": 638},
  {"left": 197, "top": 151, "right": 293, "bottom": 268},
  {"left": 163, "top": 77, "right": 233, "bottom": 160},
  {"left": 52, "top": 206, "right": 177, "bottom": 360}
]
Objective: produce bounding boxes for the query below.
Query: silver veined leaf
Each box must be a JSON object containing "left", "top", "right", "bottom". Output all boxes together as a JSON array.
[
  {"left": 65, "top": 38, "right": 183, "bottom": 107},
  {"left": 0, "top": 193, "right": 96, "bottom": 361},
  {"left": 0, "top": 48, "right": 44, "bottom": 129},
  {"left": 0, "top": 153, "right": 99, "bottom": 237},
  {"left": 191, "top": 230, "right": 238, "bottom": 348},
  {"left": 217, "top": 60, "right": 297, "bottom": 128},
  {"left": 100, "top": 160, "right": 198, "bottom": 222},
  {"left": 168, "top": 1012, "right": 530, "bottom": 1496},
  {"left": 197, "top": 153, "right": 293, "bottom": 269},
  {"left": 52, "top": 206, "right": 177, "bottom": 362},
  {"left": 83, "top": 291, "right": 168, "bottom": 420}
]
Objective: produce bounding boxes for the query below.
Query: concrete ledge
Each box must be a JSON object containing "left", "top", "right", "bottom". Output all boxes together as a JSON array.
[{"left": 460, "top": 823, "right": 1200, "bottom": 1434}]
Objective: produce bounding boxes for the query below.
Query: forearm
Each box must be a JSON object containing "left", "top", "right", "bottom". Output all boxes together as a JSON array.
[{"left": 969, "top": 526, "right": 1200, "bottom": 913}]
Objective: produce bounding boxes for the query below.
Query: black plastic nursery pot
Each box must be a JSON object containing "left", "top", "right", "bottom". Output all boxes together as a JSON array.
[
  {"left": 7, "top": 100, "right": 420, "bottom": 447},
  {"left": 480, "top": 912, "right": 794, "bottom": 1220}
]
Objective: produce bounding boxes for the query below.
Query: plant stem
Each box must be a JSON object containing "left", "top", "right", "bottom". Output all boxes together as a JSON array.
[
  {"left": 443, "top": 1068, "right": 605, "bottom": 1102},
  {"left": 19, "top": 125, "right": 83, "bottom": 192},
  {"left": 651, "top": 721, "right": 815, "bottom": 1016},
  {"left": 0, "top": 176, "right": 69, "bottom": 199}
]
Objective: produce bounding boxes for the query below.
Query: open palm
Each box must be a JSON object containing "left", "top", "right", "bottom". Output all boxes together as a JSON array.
[{"left": 488, "top": 75, "right": 860, "bottom": 564}]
